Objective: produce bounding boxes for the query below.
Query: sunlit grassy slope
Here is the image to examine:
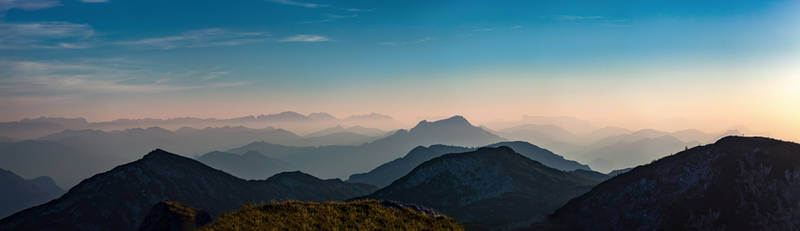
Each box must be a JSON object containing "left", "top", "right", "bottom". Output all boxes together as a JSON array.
[{"left": 200, "top": 200, "right": 463, "bottom": 231}]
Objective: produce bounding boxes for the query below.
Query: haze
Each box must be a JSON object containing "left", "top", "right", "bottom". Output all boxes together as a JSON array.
[{"left": 0, "top": 0, "right": 798, "bottom": 141}]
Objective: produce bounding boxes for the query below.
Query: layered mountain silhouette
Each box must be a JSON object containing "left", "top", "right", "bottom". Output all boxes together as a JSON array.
[
  {"left": 218, "top": 116, "right": 505, "bottom": 179},
  {"left": 582, "top": 134, "right": 700, "bottom": 172},
  {"left": 347, "top": 145, "right": 473, "bottom": 188},
  {"left": 196, "top": 151, "right": 291, "bottom": 180},
  {"left": 360, "top": 147, "right": 605, "bottom": 230},
  {"left": 541, "top": 136, "right": 800, "bottom": 230},
  {"left": 499, "top": 123, "right": 741, "bottom": 173},
  {"left": 0, "top": 127, "right": 302, "bottom": 188},
  {"left": 0, "top": 112, "right": 403, "bottom": 139},
  {"left": 306, "top": 125, "right": 387, "bottom": 137},
  {"left": 1, "top": 115, "right": 500, "bottom": 187},
  {"left": 0, "top": 125, "right": 384, "bottom": 188},
  {"left": 302, "top": 132, "right": 378, "bottom": 146},
  {"left": 0, "top": 149, "right": 375, "bottom": 231},
  {"left": 347, "top": 141, "right": 589, "bottom": 188},
  {"left": 0, "top": 169, "right": 63, "bottom": 219},
  {"left": 0, "top": 140, "right": 119, "bottom": 189}
]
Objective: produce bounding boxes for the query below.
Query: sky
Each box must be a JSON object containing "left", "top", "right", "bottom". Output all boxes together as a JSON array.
[{"left": 0, "top": 0, "right": 798, "bottom": 140}]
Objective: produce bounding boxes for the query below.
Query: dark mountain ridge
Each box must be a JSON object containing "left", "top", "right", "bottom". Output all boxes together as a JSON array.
[
  {"left": 0, "top": 149, "right": 375, "bottom": 231},
  {"left": 543, "top": 136, "right": 800, "bottom": 230},
  {"left": 361, "top": 146, "right": 604, "bottom": 230},
  {"left": 347, "top": 141, "right": 590, "bottom": 188}
]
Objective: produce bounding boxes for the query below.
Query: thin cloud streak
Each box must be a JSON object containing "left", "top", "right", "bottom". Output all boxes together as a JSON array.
[
  {"left": 379, "top": 36, "right": 434, "bottom": 46},
  {"left": 0, "top": 21, "right": 95, "bottom": 49},
  {"left": 116, "top": 28, "right": 267, "bottom": 49},
  {"left": 346, "top": 8, "right": 374, "bottom": 12},
  {"left": 267, "top": 0, "right": 328, "bottom": 8},
  {"left": 0, "top": 0, "right": 60, "bottom": 15},
  {"left": 279, "top": 34, "right": 330, "bottom": 42},
  {"left": 0, "top": 60, "right": 245, "bottom": 101},
  {"left": 557, "top": 15, "right": 604, "bottom": 21}
]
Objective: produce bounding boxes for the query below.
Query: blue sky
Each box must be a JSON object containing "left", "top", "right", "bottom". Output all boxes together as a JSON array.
[{"left": 0, "top": 0, "right": 798, "bottom": 138}]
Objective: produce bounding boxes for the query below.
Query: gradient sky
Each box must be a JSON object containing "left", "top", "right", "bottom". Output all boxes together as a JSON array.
[{"left": 0, "top": 0, "right": 798, "bottom": 140}]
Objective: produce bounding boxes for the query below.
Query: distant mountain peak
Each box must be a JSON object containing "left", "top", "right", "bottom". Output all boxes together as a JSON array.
[
  {"left": 413, "top": 115, "right": 473, "bottom": 129},
  {"left": 308, "top": 112, "right": 337, "bottom": 120}
]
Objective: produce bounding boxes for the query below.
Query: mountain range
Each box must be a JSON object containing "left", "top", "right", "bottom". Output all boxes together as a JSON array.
[
  {"left": 347, "top": 141, "right": 589, "bottom": 188},
  {"left": 196, "top": 151, "right": 291, "bottom": 180},
  {"left": 211, "top": 116, "right": 505, "bottom": 179},
  {"left": 0, "top": 149, "right": 375, "bottom": 231},
  {"left": 1, "top": 113, "right": 744, "bottom": 192},
  {"left": 0, "top": 125, "right": 384, "bottom": 188},
  {"left": 540, "top": 136, "right": 800, "bottom": 230},
  {"left": 361, "top": 147, "right": 606, "bottom": 230},
  {"left": 0, "top": 169, "right": 63, "bottom": 219},
  {"left": 499, "top": 124, "right": 742, "bottom": 172},
  {"left": 0, "top": 112, "right": 402, "bottom": 139}
]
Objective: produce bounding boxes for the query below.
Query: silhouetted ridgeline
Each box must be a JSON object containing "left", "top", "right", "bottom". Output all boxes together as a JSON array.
[
  {"left": 536, "top": 136, "right": 800, "bottom": 230},
  {"left": 347, "top": 141, "right": 590, "bottom": 188},
  {"left": 0, "top": 149, "right": 374, "bottom": 231},
  {"left": 361, "top": 147, "right": 605, "bottom": 230}
]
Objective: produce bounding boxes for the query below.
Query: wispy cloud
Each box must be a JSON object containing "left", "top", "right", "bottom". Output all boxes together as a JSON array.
[
  {"left": 267, "top": 0, "right": 328, "bottom": 8},
  {"left": 279, "top": 34, "right": 330, "bottom": 42},
  {"left": 0, "top": 22, "right": 95, "bottom": 49},
  {"left": 555, "top": 15, "right": 630, "bottom": 27},
  {"left": 116, "top": 28, "right": 267, "bottom": 49},
  {"left": 473, "top": 28, "right": 495, "bottom": 32},
  {"left": 0, "top": 0, "right": 60, "bottom": 15},
  {"left": 557, "top": 15, "right": 604, "bottom": 21},
  {"left": 378, "top": 36, "right": 434, "bottom": 46},
  {"left": 0, "top": 60, "right": 244, "bottom": 101},
  {"left": 303, "top": 13, "right": 358, "bottom": 23},
  {"left": 345, "top": 8, "right": 374, "bottom": 12},
  {"left": 202, "top": 71, "right": 229, "bottom": 81}
]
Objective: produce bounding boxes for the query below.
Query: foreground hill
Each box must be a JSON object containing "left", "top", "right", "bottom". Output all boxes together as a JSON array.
[
  {"left": 199, "top": 200, "right": 463, "bottom": 231},
  {"left": 0, "top": 169, "right": 63, "bottom": 219},
  {"left": 348, "top": 141, "right": 589, "bottom": 188},
  {"left": 542, "top": 136, "right": 800, "bottom": 230},
  {"left": 0, "top": 149, "right": 375, "bottom": 231},
  {"left": 361, "top": 147, "right": 604, "bottom": 230}
]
